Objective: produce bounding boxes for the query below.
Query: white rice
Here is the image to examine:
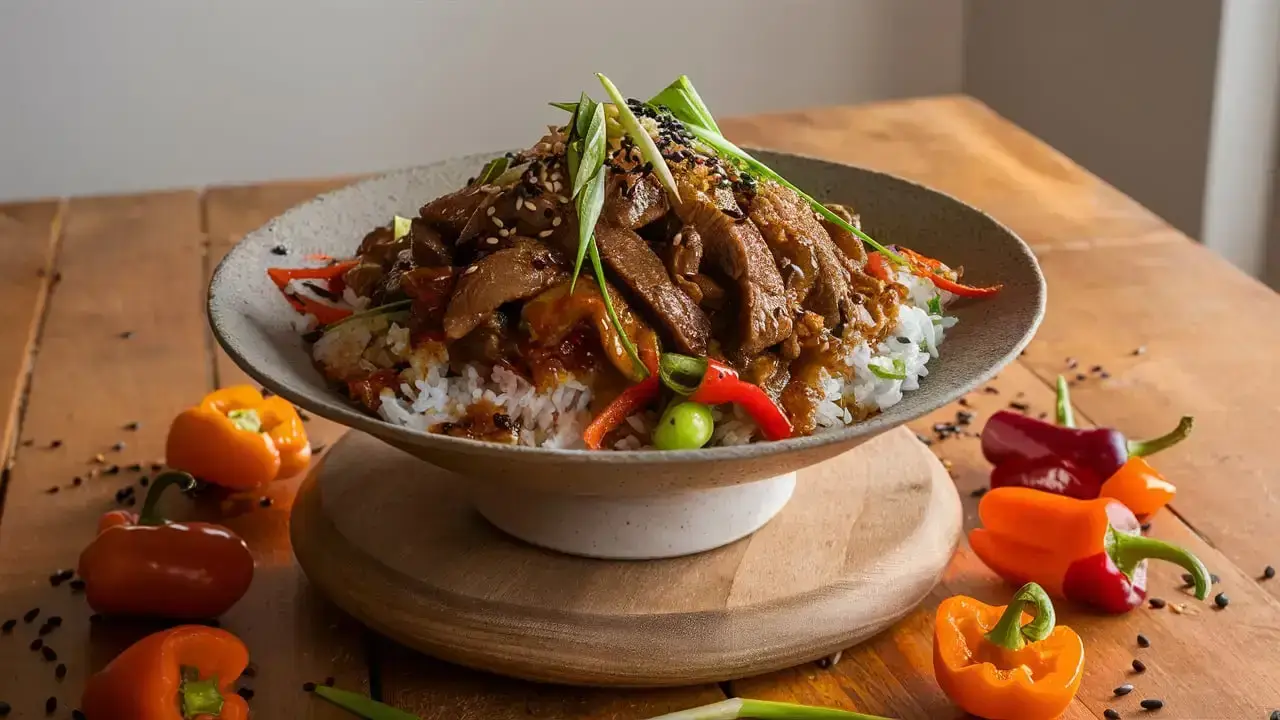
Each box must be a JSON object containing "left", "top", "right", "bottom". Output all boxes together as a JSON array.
[{"left": 313, "top": 267, "right": 958, "bottom": 449}]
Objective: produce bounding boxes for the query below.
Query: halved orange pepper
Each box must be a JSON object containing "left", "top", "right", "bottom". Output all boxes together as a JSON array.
[
  {"left": 165, "top": 385, "right": 311, "bottom": 490},
  {"left": 934, "top": 582, "right": 1084, "bottom": 720}
]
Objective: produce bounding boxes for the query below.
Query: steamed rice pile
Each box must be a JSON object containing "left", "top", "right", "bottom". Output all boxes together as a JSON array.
[{"left": 312, "top": 268, "right": 957, "bottom": 450}]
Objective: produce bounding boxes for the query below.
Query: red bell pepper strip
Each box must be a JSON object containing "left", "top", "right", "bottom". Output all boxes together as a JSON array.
[
  {"left": 865, "top": 251, "right": 892, "bottom": 282},
  {"left": 582, "top": 376, "right": 661, "bottom": 449},
  {"left": 267, "top": 260, "right": 359, "bottom": 325},
  {"left": 883, "top": 245, "right": 1003, "bottom": 298},
  {"left": 659, "top": 354, "right": 794, "bottom": 441}
]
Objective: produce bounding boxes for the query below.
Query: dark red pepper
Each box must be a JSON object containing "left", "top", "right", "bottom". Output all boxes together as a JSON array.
[
  {"left": 982, "top": 375, "right": 1193, "bottom": 489},
  {"left": 659, "top": 354, "right": 793, "bottom": 440}
]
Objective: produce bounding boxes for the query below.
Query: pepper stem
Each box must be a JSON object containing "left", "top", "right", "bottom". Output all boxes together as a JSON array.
[
  {"left": 1127, "top": 416, "right": 1194, "bottom": 458},
  {"left": 658, "top": 353, "right": 708, "bottom": 396},
  {"left": 1055, "top": 375, "right": 1076, "bottom": 428},
  {"left": 137, "top": 471, "right": 197, "bottom": 527},
  {"left": 982, "top": 582, "right": 1056, "bottom": 651},
  {"left": 227, "top": 408, "right": 263, "bottom": 433},
  {"left": 1107, "top": 526, "right": 1211, "bottom": 600},
  {"left": 180, "top": 672, "right": 225, "bottom": 719}
]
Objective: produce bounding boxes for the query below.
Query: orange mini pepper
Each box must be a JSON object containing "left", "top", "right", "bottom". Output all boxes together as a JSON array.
[
  {"left": 166, "top": 385, "right": 311, "bottom": 490},
  {"left": 1098, "top": 456, "right": 1177, "bottom": 519},
  {"left": 79, "top": 472, "right": 254, "bottom": 619},
  {"left": 82, "top": 625, "right": 250, "bottom": 720},
  {"left": 934, "top": 582, "right": 1084, "bottom": 720}
]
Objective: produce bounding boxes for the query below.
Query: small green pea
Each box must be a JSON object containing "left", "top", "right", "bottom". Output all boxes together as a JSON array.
[{"left": 653, "top": 402, "right": 715, "bottom": 450}]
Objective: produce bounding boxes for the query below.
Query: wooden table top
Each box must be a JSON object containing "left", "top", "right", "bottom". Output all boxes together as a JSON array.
[{"left": 1, "top": 94, "right": 1277, "bottom": 719}]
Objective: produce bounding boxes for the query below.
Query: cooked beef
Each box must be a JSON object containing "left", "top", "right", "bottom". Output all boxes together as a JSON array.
[
  {"left": 408, "top": 218, "right": 453, "bottom": 266},
  {"left": 779, "top": 351, "right": 831, "bottom": 437},
  {"left": 420, "top": 185, "right": 491, "bottom": 238},
  {"left": 443, "top": 238, "right": 568, "bottom": 340},
  {"left": 749, "top": 183, "right": 851, "bottom": 329},
  {"left": 356, "top": 226, "right": 408, "bottom": 266},
  {"left": 594, "top": 223, "right": 710, "bottom": 355},
  {"left": 449, "top": 310, "right": 517, "bottom": 367},
  {"left": 742, "top": 352, "right": 790, "bottom": 399},
  {"left": 604, "top": 173, "right": 668, "bottom": 229},
  {"left": 672, "top": 172, "right": 791, "bottom": 358},
  {"left": 663, "top": 224, "right": 704, "bottom": 303},
  {"left": 821, "top": 203, "right": 867, "bottom": 270}
]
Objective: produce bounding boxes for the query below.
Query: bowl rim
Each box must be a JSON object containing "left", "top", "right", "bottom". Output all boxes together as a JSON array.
[{"left": 209, "top": 148, "right": 1045, "bottom": 466}]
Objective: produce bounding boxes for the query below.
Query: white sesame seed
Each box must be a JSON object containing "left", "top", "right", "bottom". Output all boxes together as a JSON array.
[
  {"left": 524, "top": 201, "right": 537, "bottom": 212},
  {"left": 492, "top": 217, "right": 504, "bottom": 228},
  {"left": 538, "top": 229, "right": 554, "bottom": 238},
  {"left": 544, "top": 182, "right": 556, "bottom": 193},
  {"left": 463, "top": 265, "right": 478, "bottom": 275},
  {"left": 499, "top": 228, "right": 510, "bottom": 237},
  {"left": 557, "top": 195, "right": 570, "bottom": 204},
  {"left": 551, "top": 216, "right": 562, "bottom": 227},
  {"left": 553, "top": 181, "right": 563, "bottom": 192},
  {"left": 550, "top": 172, "right": 561, "bottom": 181},
  {"left": 486, "top": 206, "right": 496, "bottom": 216},
  {"left": 553, "top": 142, "right": 565, "bottom": 154},
  {"left": 673, "top": 232, "right": 683, "bottom": 245},
  {"left": 484, "top": 237, "right": 498, "bottom": 245}
]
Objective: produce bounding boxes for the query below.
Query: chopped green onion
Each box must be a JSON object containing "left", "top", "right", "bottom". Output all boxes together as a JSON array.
[
  {"left": 312, "top": 685, "right": 421, "bottom": 720},
  {"left": 927, "top": 295, "right": 943, "bottom": 316},
  {"left": 321, "top": 299, "right": 413, "bottom": 334},
  {"left": 658, "top": 352, "right": 708, "bottom": 395},
  {"left": 597, "top": 73, "right": 680, "bottom": 202},
  {"left": 572, "top": 101, "right": 606, "bottom": 200},
  {"left": 549, "top": 101, "right": 579, "bottom": 113},
  {"left": 677, "top": 122, "right": 904, "bottom": 266},
  {"left": 491, "top": 161, "right": 529, "bottom": 187},
  {"left": 640, "top": 698, "right": 895, "bottom": 720},
  {"left": 571, "top": 153, "right": 606, "bottom": 292},
  {"left": 868, "top": 357, "right": 907, "bottom": 381},
  {"left": 647, "top": 74, "right": 720, "bottom": 134},
  {"left": 392, "top": 215, "right": 413, "bottom": 241},
  {"left": 474, "top": 156, "right": 508, "bottom": 186}
]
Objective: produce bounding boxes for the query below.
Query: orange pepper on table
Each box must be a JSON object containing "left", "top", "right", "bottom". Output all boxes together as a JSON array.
[
  {"left": 78, "top": 472, "right": 254, "bottom": 619},
  {"left": 166, "top": 385, "right": 311, "bottom": 490},
  {"left": 1098, "top": 456, "right": 1178, "bottom": 519},
  {"left": 81, "top": 625, "right": 250, "bottom": 720},
  {"left": 934, "top": 582, "right": 1084, "bottom": 720}
]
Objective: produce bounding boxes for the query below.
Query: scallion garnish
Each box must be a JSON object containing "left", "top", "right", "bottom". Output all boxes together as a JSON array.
[
  {"left": 927, "top": 295, "right": 943, "bottom": 316},
  {"left": 312, "top": 685, "right": 420, "bottom": 720},
  {"left": 392, "top": 215, "right": 413, "bottom": 241},
  {"left": 564, "top": 93, "right": 646, "bottom": 378},
  {"left": 549, "top": 101, "right": 579, "bottom": 113},
  {"left": 647, "top": 74, "right": 721, "bottom": 135},
  {"left": 596, "top": 73, "right": 680, "bottom": 202},
  {"left": 321, "top": 299, "right": 413, "bottom": 334},
  {"left": 474, "top": 156, "right": 508, "bottom": 186},
  {"left": 868, "top": 357, "right": 908, "bottom": 381},
  {"left": 640, "top": 698, "right": 894, "bottom": 720}
]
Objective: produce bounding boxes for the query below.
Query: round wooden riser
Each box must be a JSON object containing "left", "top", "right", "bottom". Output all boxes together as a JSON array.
[{"left": 290, "top": 427, "right": 961, "bottom": 687}]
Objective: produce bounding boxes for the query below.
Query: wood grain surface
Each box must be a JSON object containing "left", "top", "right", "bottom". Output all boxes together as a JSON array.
[
  {"left": 0, "top": 95, "right": 1277, "bottom": 718},
  {"left": 290, "top": 428, "right": 959, "bottom": 687}
]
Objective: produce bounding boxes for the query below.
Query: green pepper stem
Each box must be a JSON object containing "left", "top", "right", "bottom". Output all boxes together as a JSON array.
[
  {"left": 137, "top": 471, "right": 197, "bottom": 527},
  {"left": 181, "top": 674, "right": 224, "bottom": 718},
  {"left": 982, "top": 582, "right": 1056, "bottom": 651},
  {"left": 1108, "top": 526, "right": 1211, "bottom": 600},
  {"left": 226, "top": 407, "right": 263, "bottom": 433},
  {"left": 637, "top": 698, "right": 895, "bottom": 720},
  {"left": 1055, "top": 375, "right": 1076, "bottom": 428},
  {"left": 1127, "top": 416, "right": 1194, "bottom": 458},
  {"left": 313, "top": 685, "right": 422, "bottom": 720},
  {"left": 659, "top": 353, "right": 708, "bottom": 396}
]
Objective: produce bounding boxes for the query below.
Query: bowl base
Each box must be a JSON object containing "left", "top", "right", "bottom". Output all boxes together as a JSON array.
[
  {"left": 471, "top": 472, "right": 797, "bottom": 559},
  {"left": 290, "top": 427, "right": 961, "bottom": 687}
]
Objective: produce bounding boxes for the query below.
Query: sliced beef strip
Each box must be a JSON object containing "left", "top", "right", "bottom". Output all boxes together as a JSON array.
[
  {"left": 821, "top": 203, "right": 868, "bottom": 270},
  {"left": 779, "top": 352, "right": 830, "bottom": 437},
  {"left": 593, "top": 223, "right": 711, "bottom": 355},
  {"left": 603, "top": 173, "right": 668, "bottom": 230},
  {"left": 443, "top": 238, "right": 568, "bottom": 340},
  {"left": 742, "top": 352, "right": 790, "bottom": 399},
  {"left": 409, "top": 217, "right": 453, "bottom": 266},
  {"left": 749, "top": 183, "right": 852, "bottom": 329},
  {"left": 663, "top": 224, "right": 704, "bottom": 304},
  {"left": 420, "top": 185, "right": 492, "bottom": 238},
  {"left": 671, "top": 172, "right": 792, "bottom": 358}
]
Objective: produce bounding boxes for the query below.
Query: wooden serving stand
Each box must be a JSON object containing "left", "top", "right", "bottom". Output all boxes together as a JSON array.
[{"left": 290, "top": 427, "right": 961, "bottom": 687}]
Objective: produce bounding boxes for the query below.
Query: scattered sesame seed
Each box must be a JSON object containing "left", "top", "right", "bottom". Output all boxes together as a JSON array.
[
  {"left": 538, "top": 230, "right": 553, "bottom": 238},
  {"left": 1148, "top": 597, "right": 1167, "bottom": 609},
  {"left": 485, "top": 237, "right": 499, "bottom": 246},
  {"left": 1114, "top": 684, "right": 1134, "bottom": 696},
  {"left": 1137, "top": 633, "right": 1150, "bottom": 648},
  {"left": 463, "top": 266, "right": 478, "bottom": 276},
  {"left": 551, "top": 216, "right": 562, "bottom": 227},
  {"left": 271, "top": 245, "right": 288, "bottom": 256},
  {"left": 1104, "top": 710, "right": 1120, "bottom": 720},
  {"left": 244, "top": 663, "right": 258, "bottom": 678},
  {"left": 1, "top": 619, "right": 15, "bottom": 633},
  {"left": 524, "top": 201, "right": 537, "bottom": 212},
  {"left": 1214, "top": 592, "right": 1229, "bottom": 609},
  {"left": 45, "top": 486, "right": 59, "bottom": 495},
  {"left": 259, "top": 497, "right": 272, "bottom": 508},
  {"left": 45, "top": 696, "right": 56, "bottom": 714},
  {"left": 0, "top": 701, "right": 10, "bottom": 715},
  {"left": 69, "top": 579, "right": 85, "bottom": 592},
  {"left": 302, "top": 682, "right": 317, "bottom": 692},
  {"left": 30, "top": 638, "right": 42, "bottom": 651},
  {"left": 24, "top": 608, "right": 39, "bottom": 623},
  {"left": 970, "top": 487, "right": 988, "bottom": 498},
  {"left": 498, "top": 229, "right": 510, "bottom": 238},
  {"left": 92, "top": 454, "right": 105, "bottom": 464},
  {"left": 1065, "top": 357, "right": 1078, "bottom": 369},
  {"left": 1140, "top": 522, "right": 1152, "bottom": 532},
  {"left": 124, "top": 421, "right": 140, "bottom": 431},
  {"left": 72, "top": 477, "right": 82, "bottom": 487},
  {"left": 49, "top": 440, "right": 63, "bottom": 449},
  {"left": 491, "top": 217, "right": 504, "bottom": 228},
  {"left": 323, "top": 677, "right": 335, "bottom": 687},
  {"left": 237, "top": 687, "right": 255, "bottom": 700},
  {"left": 1139, "top": 699, "right": 1163, "bottom": 711},
  {"left": 313, "top": 444, "right": 327, "bottom": 454},
  {"left": 73, "top": 709, "right": 86, "bottom": 720},
  {"left": 152, "top": 461, "right": 164, "bottom": 471},
  {"left": 120, "top": 331, "right": 133, "bottom": 339},
  {"left": 55, "top": 663, "right": 66, "bottom": 680},
  {"left": 1132, "top": 659, "right": 1146, "bottom": 673},
  {"left": 1134, "top": 346, "right": 1147, "bottom": 355},
  {"left": 112, "top": 442, "right": 125, "bottom": 452}
]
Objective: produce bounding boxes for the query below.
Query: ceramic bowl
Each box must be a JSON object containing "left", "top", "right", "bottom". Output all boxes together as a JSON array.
[{"left": 210, "top": 149, "right": 1044, "bottom": 558}]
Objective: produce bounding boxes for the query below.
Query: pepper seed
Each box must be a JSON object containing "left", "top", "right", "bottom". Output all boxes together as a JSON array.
[
  {"left": 1114, "top": 684, "right": 1134, "bottom": 696},
  {"left": 1214, "top": 592, "right": 1229, "bottom": 609},
  {"left": 1140, "top": 699, "right": 1164, "bottom": 711},
  {"left": 1, "top": 619, "right": 15, "bottom": 633},
  {"left": 1264, "top": 565, "right": 1275, "bottom": 580},
  {"left": 1104, "top": 710, "right": 1120, "bottom": 720},
  {"left": 23, "top": 608, "right": 39, "bottom": 623},
  {"left": 29, "top": 638, "right": 42, "bottom": 651},
  {"left": 1136, "top": 633, "right": 1150, "bottom": 648},
  {"left": 41, "top": 646, "right": 57, "bottom": 662},
  {"left": 55, "top": 663, "right": 66, "bottom": 680},
  {"left": 45, "top": 696, "right": 56, "bottom": 714},
  {"left": 1132, "top": 659, "right": 1147, "bottom": 673}
]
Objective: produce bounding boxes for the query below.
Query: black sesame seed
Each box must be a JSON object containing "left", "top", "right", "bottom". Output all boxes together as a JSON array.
[
  {"left": 1265, "top": 565, "right": 1276, "bottom": 580},
  {"left": 0, "top": 701, "right": 9, "bottom": 715},
  {"left": 124, "top": 496, "right": 136, "bottom": 507},
  {"left": 1148, "top": 597, "right": 1167, "bottom": 609},
  {"left": 1137, "top": 633, "right": 1150, "bottom": 648},
  {"left": 124, "top": 421, "right": 140, "bottom": 431},
  {"left": 271, "top": 245, "right": 289, "bottom": 256},
  {"left": 259, "top": 497, "right": 272, "bottom": 508},
  {"left": 120, "top": 331, "right": 133, "bottom": 339},
  {"left": 1, "top": 619, "right": 14, "bottom": 633},
  {"left": 1075, "top": 373, "right": 1087, "bottom": 382},
  {"left": 45, "top": 486, "right": 59, "bottom": 495},
  {"left": 298, "top": 410, "right": 311, "bottom": 422},
  {"left": 104, "top": 465, "right": 120, "bottom": 475},
  {"left": 41, "top": 645, "right": 57, "bottom": 661},
  {"left": 45, "top": 696, "right": 56, "bottom": 714},
  {"left": 1139, "top": 698, "right": 1164, "bottom": 710},
  {"left": 302, "top": 682, "right": 317, "bottom": 692},
  {"left": 1114, "top": 683, "right": 1134, "bottom": 696},
  {"left": 70, "top": 579, "right": 86, "bottom": 593},
  {"left": 1009, "top": 401, "right": 1031, "bottom": 412},
  {"left": 1134, "top": 345, "right": 1147, "bottom": 355},
  {"left": 1140, "top": 522, "right": 1152, "bottom": 532},
  {"left": 313, "top": 444, "right": 327, "bottom": 454},
  {"left": 72, "top": 710, "right": 86, "bottom": 720},
  {"left": 1104, "top": 710, "right": 1120, "bottom": 720},
  {"left": 151, "top": 463, "right": 164, "bottom": 471},
  {"left": 38, "top": 624, "right": 54, "bottom": 637},
  {"left": 970, "top": 487, "right": 988, "bottom": 498},
  {"left": 323, "top": 677, "right": 335, "bottom": 687},
  {"left": 47, "top": 616, "right": 61, "bottom": 628},
  {"left": 112, "top": 442, "right": 125, "bottom": 452},
  {"left": 138, "top": 476, "right": 149, "bottom": 487},
  {"left": 24, "top": 608, "right": 39, "bottom": 623},
  {"left": 1214, "top": 592, "right": 1229, "bottom": 608},
  {"left": 237, "top": 687, "right": 255, "bottom": 700},
  {"left": 72, "top": 476, "right": 82, "bottom": 486},
  {"left": 49, "top": 440, "right": 63, "bottom": 449},
  {"left": 983, "top": 386, "right": 1000, "bottom": 394},
  {"left": 1132, "top": 659, "right": 1146, "bottom": 673},
  {"left": 30, "top": 638, "right": 43, "bottom": 651},
  {"left": 126, "top": 463, "right": 142, "bottom": 472},
  {"left": 1211, "top": 573, "right": 1221, "bottom": 584},
  {"left": 1100, "top": 371, "right": 1111, "bottom": 379},
  {"left": 21, "top": 439, "right": 33, "bottom": 447},
  {"left": 55, "top": 663, "right": 66, "bottom": 680},
  {"left": 244, "top": 663, "right": 258, "bottom": 678}
]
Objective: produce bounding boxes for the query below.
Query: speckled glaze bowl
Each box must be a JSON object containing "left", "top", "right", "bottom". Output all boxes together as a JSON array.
[{"left": 210, "top": 149, "right": 1045, "bottom": 558}]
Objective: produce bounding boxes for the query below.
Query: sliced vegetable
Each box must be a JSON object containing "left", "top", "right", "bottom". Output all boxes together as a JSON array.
[
  {"left": 658, "top": 354, "right": 794, "bottom": 441},
  {"left": 892, "top": 245, "right": 1003, "bottom": 298},
  {"left": 313, "top": 685, "right": 421, "bottom": 720},
  {"left": 597, "top": 73, "right": 680, "bottom": 202},
  {"left": 474, "top": 157, "right": 509, "bottom": 186},
  {"left": 868, "top": 358, "right": 907, "bottom": 381},
  {"left": 647, "top": 75, "right": 721, "bottom": 134},
  {"left": 572, "top": 101, "right": 607, "bottom": 200},
  {"left": 549, "top": 101, "right": 579, "bottom": 113},
  {"left": 321, "top": 299, "right": 413, "bottom": 334},
  {"left": 392, "top": 215, "right": 413, "bottom": 241},
  {"left": 927, "top": 295, "right": 943, "bottom": 316},
  {"left": 570, "top": 104, "right": 607, "bottom": 289},
  {"left": 865, "top": 252, "right": 892, "bottom": 282},
  {"left": 638, "top": 698, "right": 895, "bottom": 720},
  {"left": 583, "top": 377, "right": 661, "bottom": 450},
  {"left": 267, "top": 260, "right": 359, "bottom": 325},
  {"left": 653, "top": 402, "right": 715, "bottom": 450}
]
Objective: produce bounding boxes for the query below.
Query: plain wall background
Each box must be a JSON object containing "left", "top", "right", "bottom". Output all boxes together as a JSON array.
[{"left": 0, "top": 0, "right": 964, "bottom": 201}]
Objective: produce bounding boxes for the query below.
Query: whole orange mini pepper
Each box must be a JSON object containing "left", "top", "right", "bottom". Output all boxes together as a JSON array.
[
  {"left": 934, "top": 582, "right": 1084, "bottom": 720},
  {"left": 81, "top": 625, "right": 250, "bottom": 720},
  {"left": 79, "top": 471, "right": 254, "bottom": 619},
  {"left": 166, "top": 385, "right": 311, "bottom": 490}
]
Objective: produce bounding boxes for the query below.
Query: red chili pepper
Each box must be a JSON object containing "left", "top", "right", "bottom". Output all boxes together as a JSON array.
[
  {"left": 659, "top": 354, "right": 794, "bottom": 441},
  {"left": 267, "top": 260, "right": 359, "bottom": 325},
  {"left": 865, "top": 251, "right": 892, "bottom": 282},
  {"left": 970, "top": 488, "right": 1210, "bottom": 613},
  {"left": 582, "top": 376, "right": 661, "bottom": 450},
  {"left": 891, "top": 245, "right": 1003, "bottom": 297},
  {"left": 982, "top": 376, "right": 1192, "bottom": 510}
]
